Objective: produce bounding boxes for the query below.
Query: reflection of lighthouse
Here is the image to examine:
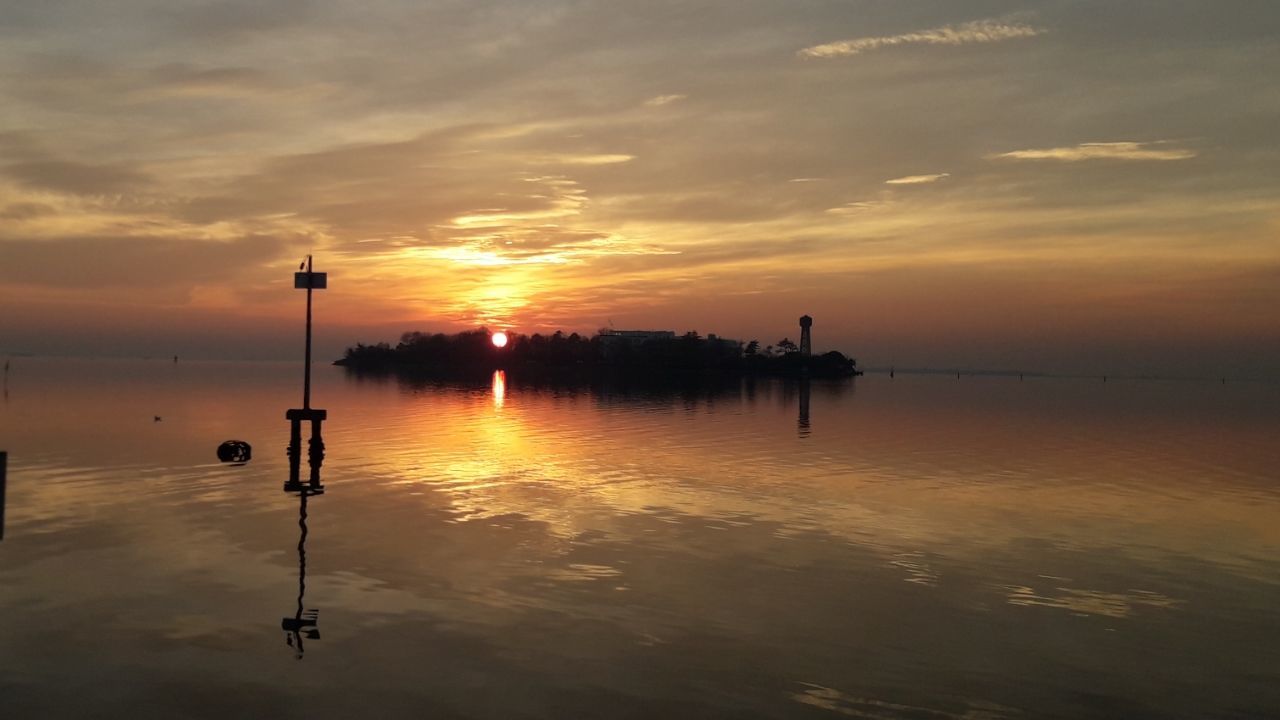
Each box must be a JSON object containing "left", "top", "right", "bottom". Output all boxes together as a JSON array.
[
  {"left": 799, "top": 315, "right": 813, "bottom": 358},
  {"left": 798, "top": 378, "right": 811, "bottom": 438}
]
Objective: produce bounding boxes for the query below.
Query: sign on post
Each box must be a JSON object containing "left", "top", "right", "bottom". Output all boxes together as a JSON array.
[{"left": 294, "top": 272, "right": 328, "bottom": 290}]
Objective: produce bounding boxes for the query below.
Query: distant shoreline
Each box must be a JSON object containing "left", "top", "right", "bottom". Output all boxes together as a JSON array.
[{"left": 335, "top": 329, "right": 862, "bottom": 381}]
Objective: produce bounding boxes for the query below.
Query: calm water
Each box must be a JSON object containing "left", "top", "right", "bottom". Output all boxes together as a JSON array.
[{"left": 1, "top": 358, "right": 1278, "bottom": 718}]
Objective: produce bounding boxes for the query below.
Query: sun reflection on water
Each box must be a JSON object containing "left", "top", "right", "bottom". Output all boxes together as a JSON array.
[{"left": 492, "top": 370, "right": 505, "bottom": 410}]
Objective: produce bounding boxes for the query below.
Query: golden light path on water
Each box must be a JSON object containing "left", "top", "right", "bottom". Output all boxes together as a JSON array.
[{"left": 324, "top": 369, "right": 1280, "bottom": 585}]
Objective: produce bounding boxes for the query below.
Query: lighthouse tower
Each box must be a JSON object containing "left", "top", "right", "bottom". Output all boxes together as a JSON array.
[{"left": 799, "top": 315, "right": 813, "bottom": 358}]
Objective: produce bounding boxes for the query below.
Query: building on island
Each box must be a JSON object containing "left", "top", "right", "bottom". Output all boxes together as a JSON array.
[
  {"left": 705, "top": 334, "right": 743, "bottom": 353},
  {"left": 597, "top": 329, "right": 678, "bottom": 346},
  {"left": 597, "top": 328, "right": 743, "bottom": 359},
  {"left": 597, "top": 329, "right": 677, "bottom": 358}
]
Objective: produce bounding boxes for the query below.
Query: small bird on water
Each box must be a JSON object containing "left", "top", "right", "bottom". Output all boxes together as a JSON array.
[{"left": 154, "top": 416, "right": 162, "bottom": 422}]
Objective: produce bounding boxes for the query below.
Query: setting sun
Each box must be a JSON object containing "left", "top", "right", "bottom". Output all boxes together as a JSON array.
[{"left": 491, "top": 331, "right": 509, "bottom": 348}]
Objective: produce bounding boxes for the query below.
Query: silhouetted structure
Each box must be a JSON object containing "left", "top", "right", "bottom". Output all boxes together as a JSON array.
[
  {"left": 285, "top": 408, "right": 326, "bottom": 492},
  {"left": 799, "top": 315, "right": 813, "bottom": 358},
  {"left": 282, "top": 486, "right": 321, "bottom": 659},
  {"left": 1, "top": 451, "right": 6, "bottom": 541},
  {"left": 279, "top": 257, "right": 328, "bottom": 655},
  {"left": 287, "top": 256, "right": 328, "bottom": 493},
  {"left": 598, "top": 329, "right": 677, "bottom": 352}
]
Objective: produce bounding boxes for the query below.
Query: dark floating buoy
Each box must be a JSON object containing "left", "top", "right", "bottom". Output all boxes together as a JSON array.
[{"left": 217, "top": 440, "right": 252, "bottom": 463}]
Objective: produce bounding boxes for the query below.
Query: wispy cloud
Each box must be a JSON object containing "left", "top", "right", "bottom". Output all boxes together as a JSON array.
[
  {"left": 142, "top": 63, "right": 279, "bottom": 98},
  {"left": 799, "top": 20, "right": 1043, "bottom": 59},
  {"left": 416, "top": 232, "right": 677, "bottom": 268},
  {"left": 825, "top": 200, "right": 891, "bottom": 216},
  {"left": 644, "top": 94, "right": 686, "bottom": 107},
  {"left": 991, "top": 142, "right": 1197, "bottom": 162},
  {"left": 885, "top": 173, "right": 950, "bottom": 185},
  {"left": 534, "top": 153, "right": 635, "bottom": 166}
]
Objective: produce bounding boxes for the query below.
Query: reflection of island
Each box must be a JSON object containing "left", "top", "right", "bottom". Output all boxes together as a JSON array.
[
  {"left": 282, "top": 487, "right": 321, "bottom": 659},
  {"left": 337, "top": 316, "right": 860, "bottom": 382}
]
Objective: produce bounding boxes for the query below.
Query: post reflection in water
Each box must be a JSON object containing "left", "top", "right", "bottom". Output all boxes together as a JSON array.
[
  {"left": 281, "top": 487, "right": 320, "bottom": 659},
  {"left": 798, "top": 378, "right": 811, "bottom": 438},
  {"left": 492, "top": 369, "right": 506, "bottom": 410},
  {"left": 281, "top": 399, "right": 326, "bottom": 659}
]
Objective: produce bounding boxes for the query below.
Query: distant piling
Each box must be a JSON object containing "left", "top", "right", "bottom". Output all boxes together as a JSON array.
[{"left": 1, "top": 451, "right": 7, "bottom": 541}]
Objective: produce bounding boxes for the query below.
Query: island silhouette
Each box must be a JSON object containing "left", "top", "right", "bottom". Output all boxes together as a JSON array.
[{"left": 336, "top": 323, "right": 859, "bottom": 381}]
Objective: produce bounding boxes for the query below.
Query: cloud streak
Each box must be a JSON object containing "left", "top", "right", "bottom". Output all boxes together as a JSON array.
[
  {"left": 535, "top": 153, "right": 635, "bottom": 166},
  {"left": 799, "top": 20, "right": 1043, "bottom": 59},
  {"left": 885, "top": 173, "right": 950, "bottom": 185},
  {"left": 990, "top": 142, "right": 1197, "bottom": 162},
  {"left": 825, "top": 200, "right": 891, "bottom": 216},
  {"left": 644, "top": 94, "right": 686, "bottom": 107}
]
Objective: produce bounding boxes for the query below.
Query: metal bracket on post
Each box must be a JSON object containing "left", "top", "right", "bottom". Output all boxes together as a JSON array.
[{"left": 285, "top": 408, "right": 326, "bottom": 494}]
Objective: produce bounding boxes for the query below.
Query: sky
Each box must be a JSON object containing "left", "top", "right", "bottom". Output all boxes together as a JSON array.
[{"left": 0, "top": 0, "right": 1277, "bottom": 376}]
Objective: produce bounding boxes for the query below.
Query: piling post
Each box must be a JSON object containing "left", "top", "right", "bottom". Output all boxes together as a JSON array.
[
  {"left": 1, "top": 451, "right": 6, "bottom": 540},
  {"left": 287, "top": 258, "right": 328, "bottom": 494}
]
